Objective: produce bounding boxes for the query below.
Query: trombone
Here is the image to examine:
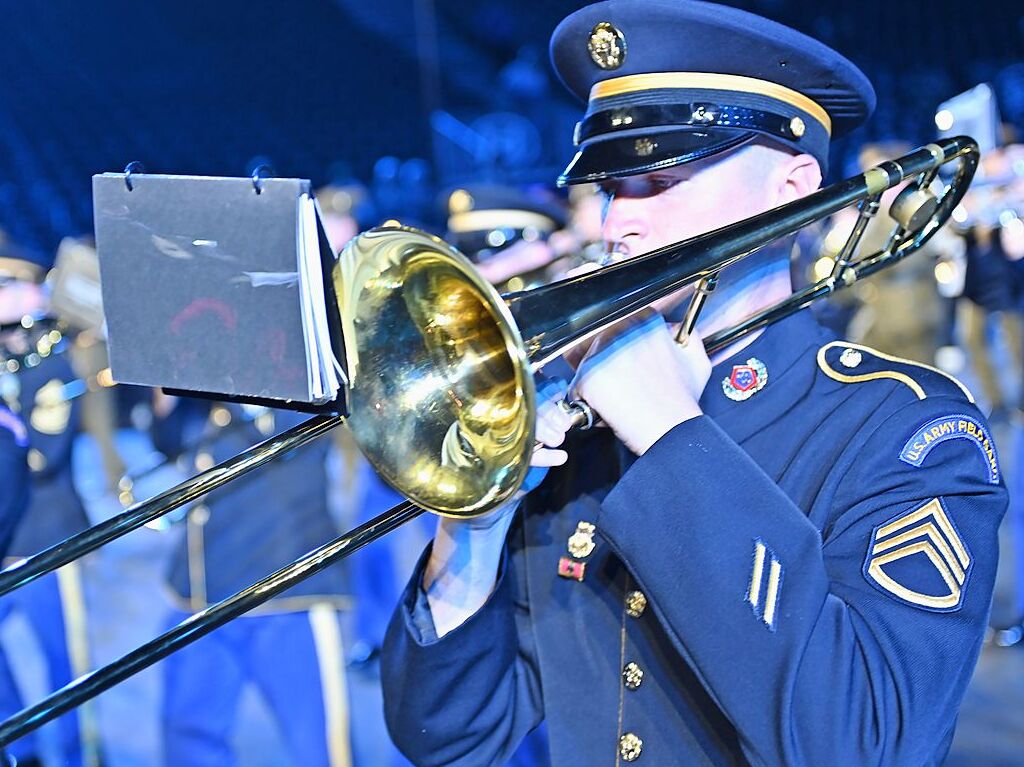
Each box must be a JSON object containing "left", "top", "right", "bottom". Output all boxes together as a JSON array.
[{"left": 0, "top": 136, "right": 979, "bottom": 747}]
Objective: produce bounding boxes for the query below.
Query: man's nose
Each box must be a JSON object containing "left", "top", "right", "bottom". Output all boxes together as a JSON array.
[{"left": 601, "top": 194, "right": 648, "bottom": 246}]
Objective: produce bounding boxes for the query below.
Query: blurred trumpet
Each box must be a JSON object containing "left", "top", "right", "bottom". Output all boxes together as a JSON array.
[{"left": 949, "top": 144, "right": 1024, "bottom": 235}]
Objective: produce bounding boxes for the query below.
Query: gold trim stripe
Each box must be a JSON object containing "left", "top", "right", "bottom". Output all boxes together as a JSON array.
[
  {"left": 186, "top": 509, "right": 208, "bottom": 612},
  {"left": 0, "top": 256, "right": 44, "bottom": 283},
  {"left": 873, "top": 521, "right": 966, "bottom": 583},
  {"left": 309, "top": 604, "right": 353, "bottom": 767},
  {"left": 868, "top": 540, "right": 961, "bottom": 610},
  {"left": 748, "top": 541, "right": 765, "bottom": 607},
  {"left": 763, "top": 559, "right": 782, "bottom": 629},
  {"left": 56, "top": 563, "right": 102, "bottom": 767},
  {"left": 817, "top": 341, "right": 975, "bottom": 402},
  {"left": 817, "top": 344, "right": 926, "bottom": 400},
  {"left": 876, "top": 498, "right": 970, "bottom": 570},
  {"left": 590, "top": 72, "right": 832, "bottom": 136},
  {"left": 448, "top": 209, "right": 557, "bottom": 234}
]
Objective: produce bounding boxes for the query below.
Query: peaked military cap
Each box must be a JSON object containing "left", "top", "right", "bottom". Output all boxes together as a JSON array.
[
  {"left": 443, "top": 184, "right": 567, "bottom": 262},
  {"left": 550, "top": 0, "right": 876, "bottom": 184},
  {"left": 0, "top": 228, "right": 49, "bottom": 283}
]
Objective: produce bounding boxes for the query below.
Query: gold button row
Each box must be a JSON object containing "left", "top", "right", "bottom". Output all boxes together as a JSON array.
[
  {"left": 619, "top": 732, "right": 643, "bottom": 761},
  {"left": 625, "top": 590, "right": 647, "bottom": 618},
  {"left": 622, "top": 661, "right": 643, "bottom": 690}
]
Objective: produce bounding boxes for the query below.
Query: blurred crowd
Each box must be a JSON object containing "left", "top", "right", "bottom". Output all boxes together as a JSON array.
[{"left": 0, "top": 128, "right": 1023, "bottom": 766}]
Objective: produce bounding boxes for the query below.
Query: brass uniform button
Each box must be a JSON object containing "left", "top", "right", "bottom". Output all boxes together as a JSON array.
[
  {"left": 619, "top": 732, "right": 643, "bottom": 761},
  {"left": 622, "top": 662, "right": 644, "bottom": 690},
  {"left": 839, "top": 347, "right": 863, "bottom": 369},
  {"left": 27, "top": 448, "right": 46, "bottom": 472},
  {"left": 625, "top": 590, "right": 647, "bottom": 618}
]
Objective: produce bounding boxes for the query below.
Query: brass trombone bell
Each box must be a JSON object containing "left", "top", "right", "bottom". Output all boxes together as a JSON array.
[{"left": 336, "top": 227, "right": 536, "bottom": 517}]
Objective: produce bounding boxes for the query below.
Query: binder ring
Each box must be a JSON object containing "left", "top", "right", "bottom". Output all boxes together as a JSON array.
[
  {"left": 123, "top": 161, "right": 146, "bottom": 192},
  {"left": 251, "top": 164, "right": 274, "bottom": 195}
]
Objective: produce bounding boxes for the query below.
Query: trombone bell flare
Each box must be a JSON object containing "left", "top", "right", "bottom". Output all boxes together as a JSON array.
[{"left": 335, "top": 227, "right": 537, "bottom": 517}]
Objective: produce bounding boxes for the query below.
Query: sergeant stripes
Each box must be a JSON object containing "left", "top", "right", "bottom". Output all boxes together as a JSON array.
[{"left": 864, "top": 498, "right": 972, "bottom": 611}]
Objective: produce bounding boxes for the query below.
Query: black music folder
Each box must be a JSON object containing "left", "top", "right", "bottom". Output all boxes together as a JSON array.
[{"left": 93, "top": 172, "right": 346, "bottom": 407}]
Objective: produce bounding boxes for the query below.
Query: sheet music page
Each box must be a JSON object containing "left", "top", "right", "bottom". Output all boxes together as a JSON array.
[
  {"left": 298, "top": 194, "right": 323, "bottom": 399},
  {"left": 94, "top": 173, "right": 321, "bottom": 403},
  {"left": 300, "top": 195, "right": 341, "bottom": 401}
]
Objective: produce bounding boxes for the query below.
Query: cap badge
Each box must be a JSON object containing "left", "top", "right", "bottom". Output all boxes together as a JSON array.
[
  {"left": 634, "top": 138, "right": 657, "bottom": 157},
  {"left": 722, "top": 358, "right": 769, "bottom": 401},
  {"left": 587, "top": 22, "right": 626, "bottom": 71},
  {"left": 692, "top": 104, "right": 716, "bottom": 123},
  {"left": 567, "top": 520, "right": 596, "bottom": 559}
]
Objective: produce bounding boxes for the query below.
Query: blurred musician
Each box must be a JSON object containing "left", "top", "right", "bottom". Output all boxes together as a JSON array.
[
  {"left": 444, "top": 184, "right": 568, "bottom": 293},
  {"left": 0, "top": 232, "right": 99, "bottom": 767},
  {"left": 153, "top": 394, "right": 360, "bottom": 766},
  {"left": 0, "top": 403, "right": 28, "bottom": 767}
]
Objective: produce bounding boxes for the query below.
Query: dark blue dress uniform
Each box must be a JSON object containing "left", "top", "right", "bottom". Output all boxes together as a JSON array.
[
  {"left": 380, "top": 1, "right": 1005, "bottom": 765},
  {"left": 153, "top": 399, "right": 360, "bottom": 766},
  {"left": 0, "top": 345, "right": 97, "bottom": 767},
  {"left": 0, "top": 404, "right": 30, "bottom": 558},
  {"left": 383, "top": 311, "right": 1006, "bottom": 766},
  {"left": 0, "top": 404, "right": 28, "bottom": 767}
]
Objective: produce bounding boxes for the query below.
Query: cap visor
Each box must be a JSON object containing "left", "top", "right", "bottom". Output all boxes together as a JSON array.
[{"left": 558, "top": 128, "right": 756, "bottom": 186}]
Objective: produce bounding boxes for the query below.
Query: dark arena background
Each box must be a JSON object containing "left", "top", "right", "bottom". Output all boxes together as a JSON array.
[
  {"left": 0, "top": 0, "right": 1021, "bottom": 254},
  {"left": 0, "top": 0, "right": 1021, "bottom": 765}
]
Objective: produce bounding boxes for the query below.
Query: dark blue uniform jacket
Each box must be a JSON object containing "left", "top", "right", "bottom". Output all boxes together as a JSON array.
[
  {"left": 5, "top": 355, "right": 89, "bottom": 558},
  {"left": 155, "top": 400, "right": 348, "bottom": 609},
  {"left": 0, "top": 404, "right": 30, "bottom": 558},
  {"left": 382, "top": 311, "right": 1007, "bottom": 767}
]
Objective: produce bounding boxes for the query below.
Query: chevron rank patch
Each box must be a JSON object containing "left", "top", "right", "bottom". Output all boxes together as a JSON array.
[
  {"left": 863, "top": 499, "right": 972, "bottom": 612},
  {"left": 900, "top": 414, "right": 999, "bottom": 484}
]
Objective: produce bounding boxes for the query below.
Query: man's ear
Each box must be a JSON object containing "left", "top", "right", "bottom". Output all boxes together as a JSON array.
[{"left": 771, "top": 153, "right": 822, "bottom": 207}]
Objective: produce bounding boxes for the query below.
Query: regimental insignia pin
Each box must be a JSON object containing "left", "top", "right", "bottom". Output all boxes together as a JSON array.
[
  {"left": 558, "top": 556, "right": 587, "bottom": 581},
  {"left": 587, "top": 21, "right": 626, "bottom": 70},
  {"left": 722, "top": 358, "right": 768, "bottom": 401},
  {"left": 567, "top": 521, "right": 596, "bottom": 559},
  {"left": 863, "top": 498, "right": 972, "bottom": 612}
]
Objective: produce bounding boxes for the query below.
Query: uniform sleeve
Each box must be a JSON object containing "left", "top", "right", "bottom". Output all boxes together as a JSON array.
[
  {"left": 381, "top": 536, "right": 544, "bottom": 767},
  {"left": 597, "top": 399, "right": 1006, "bottom": 767},
  {"left": 150, "top": 397, "right": 210, "bottom": 458}
]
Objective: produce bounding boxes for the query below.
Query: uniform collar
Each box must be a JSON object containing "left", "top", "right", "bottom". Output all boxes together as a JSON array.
[{"left": 699, "top": 309, "right": 830, "bottom": 425}]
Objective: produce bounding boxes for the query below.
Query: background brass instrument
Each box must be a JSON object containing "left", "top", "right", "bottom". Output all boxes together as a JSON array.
[{"left": 0, "top": 136, "right": 979, "bottom": 746}]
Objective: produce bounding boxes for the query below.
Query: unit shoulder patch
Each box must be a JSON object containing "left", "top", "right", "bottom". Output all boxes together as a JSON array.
[
  {"left": 816, "top": 341, "right": 974, "bottom": 402},
  {"left": 900, "top": 413, "right": 999, "bottom": 484},
  {"left": 863, "top": 498, "right": 972, "bottom": 612}
]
